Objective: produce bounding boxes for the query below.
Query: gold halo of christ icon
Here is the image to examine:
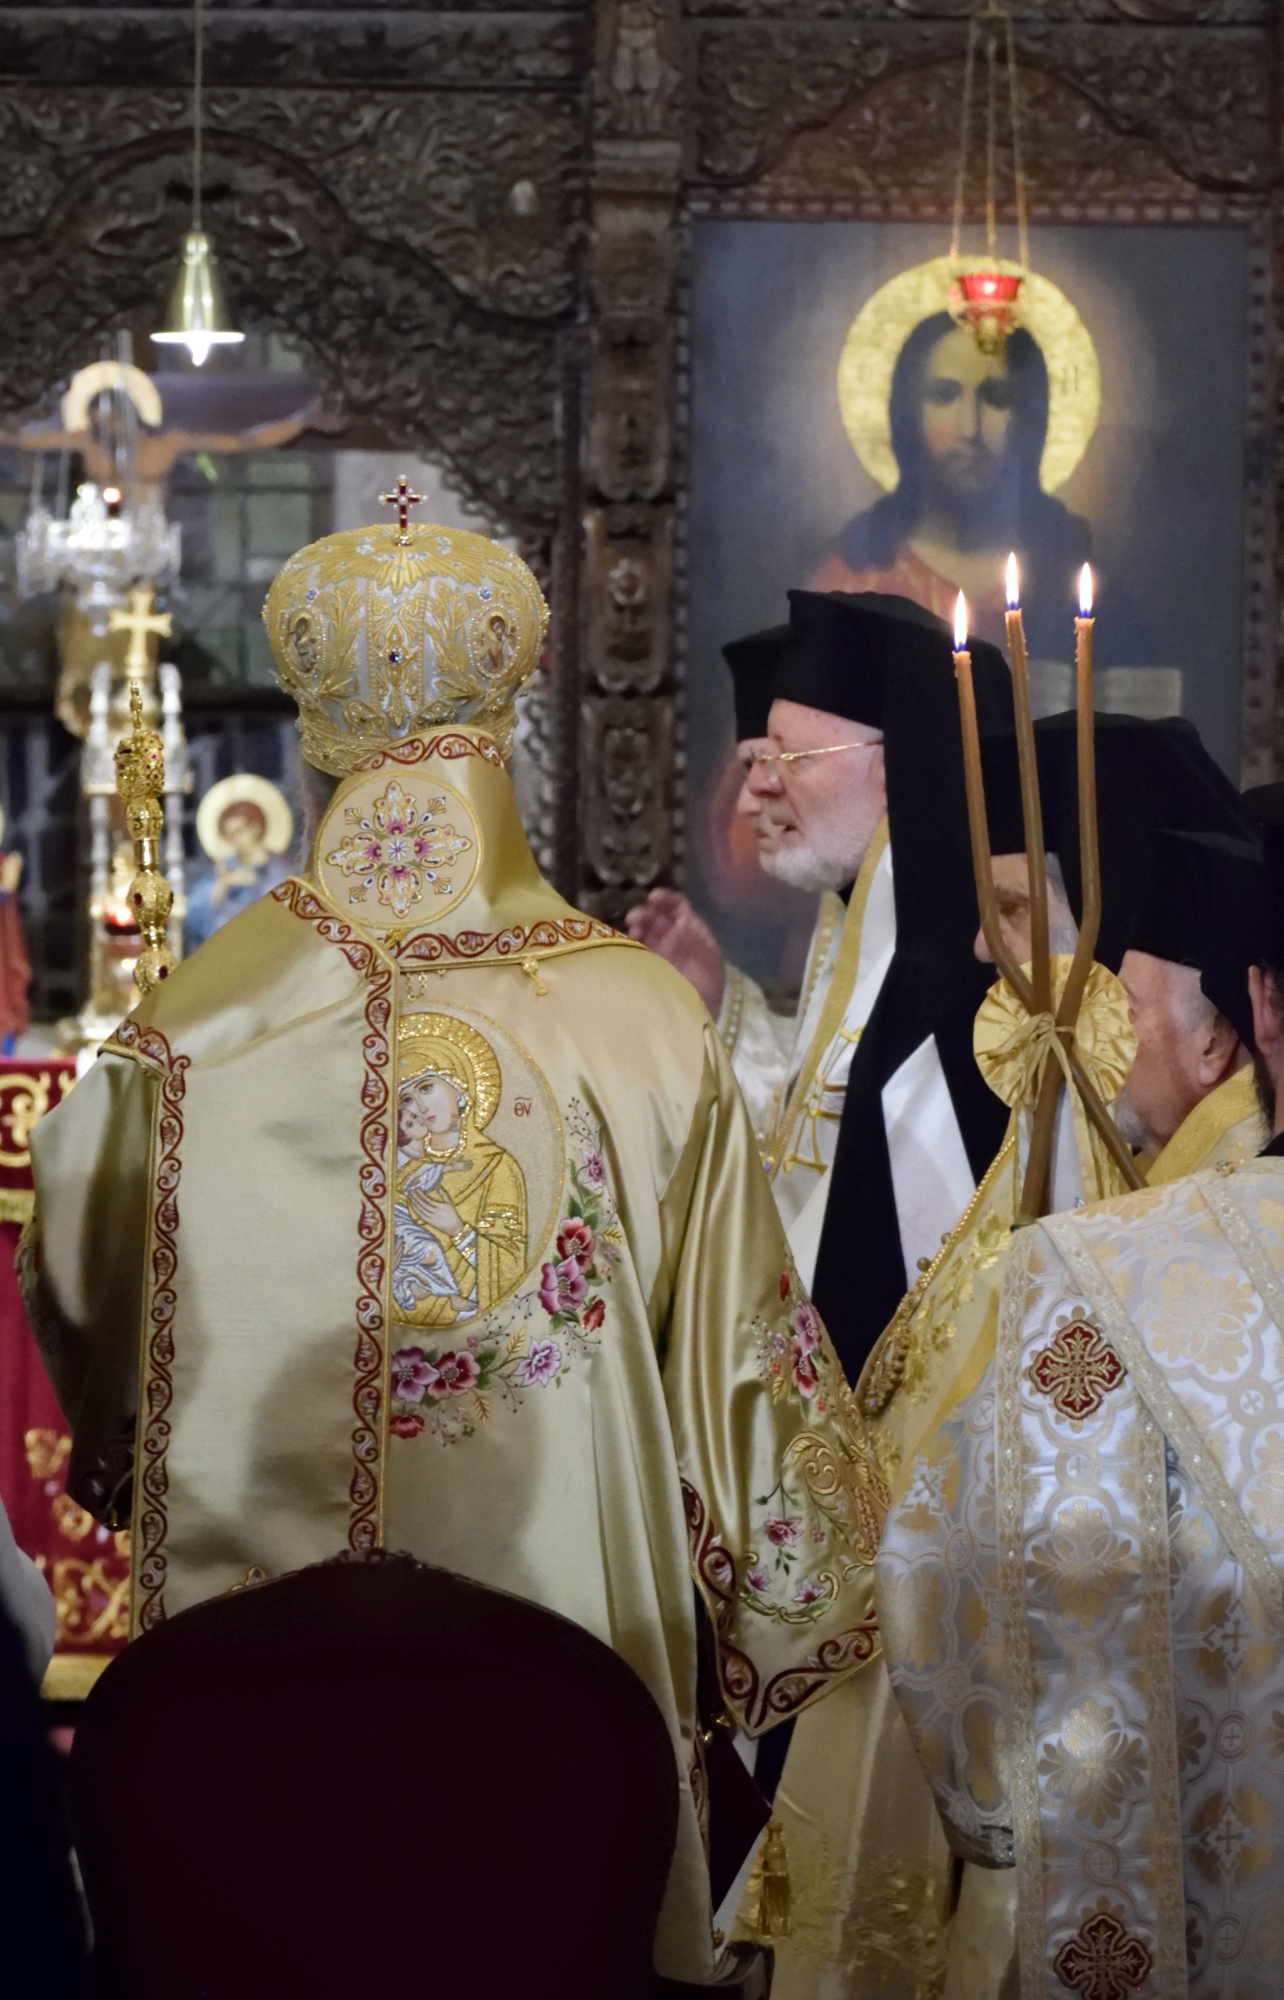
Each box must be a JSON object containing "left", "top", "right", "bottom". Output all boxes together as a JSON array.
[{"left": 818, "top": 255, "right": 1101, "bottom": 621}]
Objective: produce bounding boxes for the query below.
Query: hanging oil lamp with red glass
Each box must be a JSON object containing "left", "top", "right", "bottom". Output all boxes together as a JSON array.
[{"left": 948, "top": 4, "right": 1029, "bottom": 355}]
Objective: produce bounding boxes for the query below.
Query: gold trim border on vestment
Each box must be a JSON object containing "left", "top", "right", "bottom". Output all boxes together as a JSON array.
[
  {"left": 994, "top": 1227, "right": 1046, "bottom": 2000},
  {"left": 271, "top": 878, "right": 394, "bottom": 1554},
  {"left": 1037, "top": 1213, "right": 1216, "bottom": 1997},
  {"left": 1146, "top": 1064, "right": 1263, "bottom": 1187},
  {"left": 998, "top": 1223, "right": 1187, "bottom": 2000},
  {"left": 104, "top": 1020, "right": 190, "bottom": 1638},
  {"left": 766, "top": 820, "right": 889, "bottom": 1178}
]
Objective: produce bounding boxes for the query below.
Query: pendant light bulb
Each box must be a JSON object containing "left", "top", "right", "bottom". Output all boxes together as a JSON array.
[
  {"left": 152, "top": 230, "right": 244, "bottom": 368},
  {"left": 151, "top": 0, "right": 242, "bottom": 366}
]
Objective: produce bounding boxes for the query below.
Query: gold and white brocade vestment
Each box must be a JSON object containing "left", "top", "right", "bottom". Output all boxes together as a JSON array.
[
  {"left": 21, "top": 731, "right": 888, "bottom": 1985},
  {"left": 877, "top": 1158, "right": 1284, "bottom": 2000}
]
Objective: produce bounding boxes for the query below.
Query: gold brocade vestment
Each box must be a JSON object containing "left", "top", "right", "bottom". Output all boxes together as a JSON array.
[
  {"left": 877, "top": 1149, "right": 1284, "bottom": 2000},
  {"left": 22, "top": 732, "right": 887, "bottom": 1984}
]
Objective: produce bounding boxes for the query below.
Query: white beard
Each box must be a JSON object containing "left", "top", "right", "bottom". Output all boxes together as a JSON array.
[{"left": 760, "top": 832, "right": 867, "bottom": 896}]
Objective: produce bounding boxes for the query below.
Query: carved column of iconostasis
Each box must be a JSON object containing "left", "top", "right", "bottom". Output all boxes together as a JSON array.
[{"left": 578, "top": 0, "right": 684, "bottom": 923}]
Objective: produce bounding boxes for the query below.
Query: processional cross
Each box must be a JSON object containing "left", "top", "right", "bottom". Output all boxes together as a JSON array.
[
  {"left": 379, "top": 474, "right": 425, "bottom": 545},
  {"left": 108, "top": 584, "right": 173, "bottom": 679}
]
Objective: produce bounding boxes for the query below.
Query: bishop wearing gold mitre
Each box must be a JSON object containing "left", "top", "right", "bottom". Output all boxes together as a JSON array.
[
  {"left": 869, "top": 778, "right": 1284, "bottom": 2000},
  {"left": 17, "top": 512, "right": 888, "bottom": 1986}
]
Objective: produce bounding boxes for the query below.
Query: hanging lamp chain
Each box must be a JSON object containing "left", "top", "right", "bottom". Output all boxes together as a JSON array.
[
  {"left": 949, "top": 14, "right": 979, "bottom": 265},
  {"left": 950, "top": 3, "right": 1029, "bottom": 274},
  {"left": 984, "top": 25, "right": 998, "bottom": 262},
  {"left": 1005, "top": 8, "right": 1030, "bottom": 273},
  {"left": 192, "top": 0, "right": 203, "bottom": 234}
]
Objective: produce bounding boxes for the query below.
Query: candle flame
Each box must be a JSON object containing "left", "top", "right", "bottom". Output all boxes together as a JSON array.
[
  {"left": 1079, "top": 564, "right": 1093, "bottom": 617},
  {"left": 953, "top": 592, "right": 968, "bottom": 653},
  {"left": 1005, "top": 552, "right": 1020, "bottom": 610}
]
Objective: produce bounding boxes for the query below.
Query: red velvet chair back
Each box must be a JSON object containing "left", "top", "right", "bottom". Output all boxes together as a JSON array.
[{"left": 70, "top": 1552, "right": 679, "bottom": 2000}]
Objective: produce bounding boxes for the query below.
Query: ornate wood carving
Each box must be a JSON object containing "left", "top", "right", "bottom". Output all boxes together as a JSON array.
[
  {"left": 0, "top": 92, "right": 579, "bottom": 527},
  {"left": 0, "top": 6, "right": 590, "bottom": 902},
  {"left": 578, "top": 0, "right": 684, "bottom": 918},
  {"left": 690, "top": 21, "right": 1273, "bottom": 192},
  {"left": 0, "top": 8, "right": 585, "bottom": 94}
]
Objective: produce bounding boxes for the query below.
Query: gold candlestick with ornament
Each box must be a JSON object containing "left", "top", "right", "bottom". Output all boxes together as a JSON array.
[{"left": 953, "top": 584, "right": 1141, "bottom": 1212}]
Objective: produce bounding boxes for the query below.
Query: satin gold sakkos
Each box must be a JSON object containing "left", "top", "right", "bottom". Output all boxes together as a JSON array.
[{"left": 263, "top": 516, "right": 549, "bottom": 775}]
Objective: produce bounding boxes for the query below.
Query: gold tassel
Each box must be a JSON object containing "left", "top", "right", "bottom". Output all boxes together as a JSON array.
[{"left": 755, "top": 1818, "right": 792, "bottom": 1939}]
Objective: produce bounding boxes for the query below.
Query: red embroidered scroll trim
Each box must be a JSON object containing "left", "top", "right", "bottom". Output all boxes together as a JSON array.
[
  {"left": 682, "top": 1479, "right": 878, "bottom": 1734},
  {"left": 273, "top": 877, "right": 390, "bottom": 1551},
  {"left": 395, "top": 917, "right": 627, "bottom": 964},
  {"left": 354, "top": 731, "right": 503, "bottom": 772},
  {"left": 104, "top": 1020, "right": 190, "bottom": 1634}
]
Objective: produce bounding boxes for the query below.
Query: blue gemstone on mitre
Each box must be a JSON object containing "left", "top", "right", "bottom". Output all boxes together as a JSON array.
[{"left": 480, "top": 586, "right": 492, "bottom": 601}]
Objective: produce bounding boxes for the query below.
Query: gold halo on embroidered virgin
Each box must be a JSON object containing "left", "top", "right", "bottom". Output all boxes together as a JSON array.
[
  {"left": 315, "top": 767, "right": 480, "bottom": 932},
  {"left": 836, "top": 255, "right": 1101, "bottom": 497},
  {"left": 396, "top": 1011, "right": 503, "bottom": 1129}
]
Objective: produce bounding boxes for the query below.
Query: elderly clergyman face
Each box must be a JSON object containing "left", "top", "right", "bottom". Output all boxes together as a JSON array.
[{"left": 734, "top": 698, "right": 887, "bottom": 896}]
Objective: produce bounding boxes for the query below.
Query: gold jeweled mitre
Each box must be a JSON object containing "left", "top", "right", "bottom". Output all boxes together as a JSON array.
[{"left": 263, "top": 522, "right": 549, "bottom": 774}]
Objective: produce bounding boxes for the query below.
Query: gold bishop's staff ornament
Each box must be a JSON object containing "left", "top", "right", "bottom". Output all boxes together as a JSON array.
[{"left": 114, "top": 682, "right": 178, "bottom": 992}]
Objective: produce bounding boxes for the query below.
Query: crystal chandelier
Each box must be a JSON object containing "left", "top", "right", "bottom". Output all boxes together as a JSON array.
[
  {"left": 948, "top": 4, "right": 1029, "bottom": 354},
  {"left": 17, "top": 479, "right": 180, "bottom": 615}
]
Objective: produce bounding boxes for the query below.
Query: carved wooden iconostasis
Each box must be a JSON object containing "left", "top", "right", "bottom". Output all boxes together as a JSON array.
[{"left": 0, "top": 0, "right": 1273, "bottom": 1007}]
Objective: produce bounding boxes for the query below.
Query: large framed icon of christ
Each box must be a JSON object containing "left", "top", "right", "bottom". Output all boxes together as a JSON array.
[{"left": 681, "top": 219, "right": 1271, "bottom": 996}]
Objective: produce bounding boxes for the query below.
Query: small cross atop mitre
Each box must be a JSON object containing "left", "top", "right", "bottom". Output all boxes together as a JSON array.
[{"left": 379, "top": 474, "right": 425, "bottom": 545}]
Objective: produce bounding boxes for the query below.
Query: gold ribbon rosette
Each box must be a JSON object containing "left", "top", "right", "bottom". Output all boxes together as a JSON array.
[{"left": 974, "top": 954, "right": 1137, "bottom": 1205}]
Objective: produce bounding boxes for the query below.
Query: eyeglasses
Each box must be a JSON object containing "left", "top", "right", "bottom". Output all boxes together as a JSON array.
[{"left": 740, "top": 740, "right": 881, "bottom": 778}]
